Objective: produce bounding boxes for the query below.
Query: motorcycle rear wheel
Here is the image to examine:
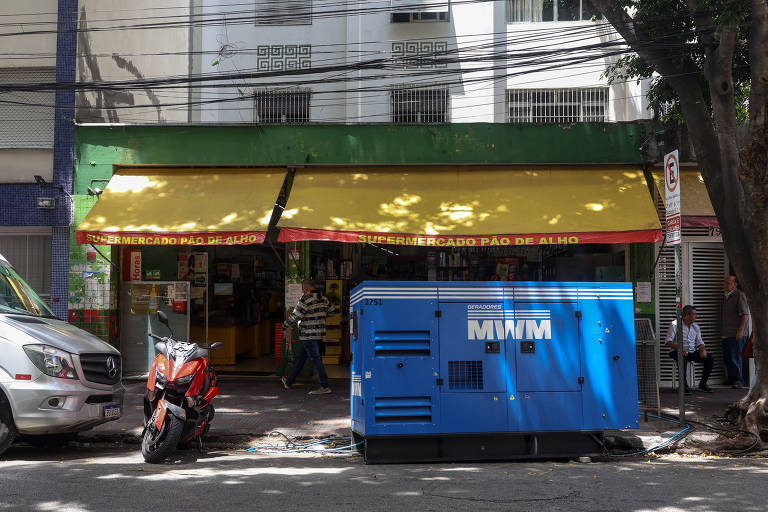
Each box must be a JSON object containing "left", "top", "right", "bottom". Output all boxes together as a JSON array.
[{"left": 141, "top": 414, "right": 185, "bottom": 463}]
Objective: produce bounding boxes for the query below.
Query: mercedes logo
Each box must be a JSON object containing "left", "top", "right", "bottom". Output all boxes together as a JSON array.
[{"left": 105, "top": 356, "right": 118, "bottom": 379}]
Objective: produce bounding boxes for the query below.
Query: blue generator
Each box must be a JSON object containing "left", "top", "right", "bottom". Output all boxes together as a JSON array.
[{"left": 349, "top": 281, "right": 639, "bottom": 463}]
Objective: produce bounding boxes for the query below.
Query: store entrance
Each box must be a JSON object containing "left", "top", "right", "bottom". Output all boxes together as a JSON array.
[
  {"left": 189, "top": 244, "right": 283, "bottom": 374},
  {"left": 118, "top": 244, "right": 284, "bottom": 375}
]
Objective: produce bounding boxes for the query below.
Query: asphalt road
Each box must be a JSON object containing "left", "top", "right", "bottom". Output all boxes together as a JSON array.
[{"left": 1, "top": 444, "right": 766, "bottom": 512}]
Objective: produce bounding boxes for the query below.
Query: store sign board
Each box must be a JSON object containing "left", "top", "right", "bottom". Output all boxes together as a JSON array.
[
  {"left": 664, "top": 150, "right": 681, "bottom": 245},
  {"left": 76, "top": 230, "right": 266, "bottom": 246},
  {"left": 278, "top": 227, "right": 663, "bottom": 246},
  {"left": 129, "top": 251, "right": 142, "bottom": 281}
]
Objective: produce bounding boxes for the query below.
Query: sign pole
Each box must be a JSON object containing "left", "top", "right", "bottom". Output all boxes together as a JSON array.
[
  {"left": 675, "top": 243, "right": 685, "bottom": 424},
  {"left": 664, "top": 150, "right": 685, "bottom": 425}
]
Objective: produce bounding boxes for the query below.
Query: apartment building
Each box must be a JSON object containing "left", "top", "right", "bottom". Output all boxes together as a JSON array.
[
  {"left": 195, "top": 0, "right": 650, "bottom": 125},
  {"left": 0, "top": 1, "right": 76, "bottom": 317}
]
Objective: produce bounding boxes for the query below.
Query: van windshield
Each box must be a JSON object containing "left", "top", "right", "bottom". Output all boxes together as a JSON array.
[{"left": 0, "top": 260, "right": 56, "bottom": 318}]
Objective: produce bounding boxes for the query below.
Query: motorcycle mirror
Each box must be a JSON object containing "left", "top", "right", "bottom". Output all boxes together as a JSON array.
[
  {"left": 209, "top": 342, "right": 224, "bottom": 350},
  {"left": 156, "top": 310, "right": 174, "bottom": 338}
]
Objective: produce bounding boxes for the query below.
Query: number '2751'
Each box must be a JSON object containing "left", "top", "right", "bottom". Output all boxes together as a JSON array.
[{"left": 363, "top": 298, "right": 383, "bottom": 306}]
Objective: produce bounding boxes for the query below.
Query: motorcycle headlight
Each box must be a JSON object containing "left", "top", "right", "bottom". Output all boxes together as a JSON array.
[
  {"left": 175, "top": 373, "right": 194, "bottom": 385},
  {"left": 23, "top": 345, "right": 78, "bottom": 380}
]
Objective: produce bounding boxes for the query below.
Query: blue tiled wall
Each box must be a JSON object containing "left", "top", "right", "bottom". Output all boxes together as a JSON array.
[{"left": 49, "top": 0, "right": 77, "bottom": 319}]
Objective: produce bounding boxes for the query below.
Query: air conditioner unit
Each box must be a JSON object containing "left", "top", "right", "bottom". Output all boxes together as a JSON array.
[{"left": 391, "top": 0, "right": 450, "bottom": 22}]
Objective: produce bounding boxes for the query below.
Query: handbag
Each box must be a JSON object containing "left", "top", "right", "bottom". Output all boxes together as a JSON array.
[{"left": 743, "top": 333, "right": 754, "bottom": 358}]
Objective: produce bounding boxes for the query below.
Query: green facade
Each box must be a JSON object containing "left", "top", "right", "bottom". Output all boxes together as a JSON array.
[{"left": 74, "top": 123, "right": 646, "bottom": 193}]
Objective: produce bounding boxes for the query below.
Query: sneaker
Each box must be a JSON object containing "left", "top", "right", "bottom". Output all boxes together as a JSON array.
[
  {"left": 732, "top": 383, "right": 743, "bottom": 389},
  {"left": 308, "top": 386, "right": 332, "bottom": 395},
  {"left": 281, "top": 376, "right": 291, "bottom": 390},
  {"left": 698, "top": 384, "right": 713, "bottom": 393}
]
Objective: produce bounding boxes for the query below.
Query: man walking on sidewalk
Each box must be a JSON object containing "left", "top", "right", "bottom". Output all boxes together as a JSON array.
[
  {"left": 282, "top": 278, "right": 336, "bottom": 395},
  {"left": 666, "top": 305, "right": 714, "bottom": 394},
  {"left": 721, "top": 275, "right": 750, "bottom": 388}
]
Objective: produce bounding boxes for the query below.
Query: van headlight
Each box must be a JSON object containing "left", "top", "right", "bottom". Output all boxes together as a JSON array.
[{"left": 23, "top": 345, "right": 78, "bottom": 380}]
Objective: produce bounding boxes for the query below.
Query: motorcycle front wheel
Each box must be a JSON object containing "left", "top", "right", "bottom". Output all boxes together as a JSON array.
[{"left": 141, "top": 414, "right": 185, "bottom": 463}]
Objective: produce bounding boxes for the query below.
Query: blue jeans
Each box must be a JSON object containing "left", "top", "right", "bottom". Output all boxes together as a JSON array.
[
  {"left": 286, "top": 339, "right": 328, "bottom": 388},
  {"left": 721, "top": 336, "right": 746, "bottom": 386}
]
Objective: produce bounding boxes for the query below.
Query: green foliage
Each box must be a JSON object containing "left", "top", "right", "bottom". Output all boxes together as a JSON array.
[{"left": 601, "top": 0, "right": 751, "bottom": 124}]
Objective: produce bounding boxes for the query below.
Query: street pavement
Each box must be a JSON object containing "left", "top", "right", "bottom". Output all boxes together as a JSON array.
[
  {"left": 1, "top": 379, "right": 764, "bottom": 511},
  {"left": 1, "top": 446, "right": 767, "bottom": 512}
]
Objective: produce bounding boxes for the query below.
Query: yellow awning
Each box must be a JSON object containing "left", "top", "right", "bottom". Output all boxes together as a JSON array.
[
  {"left": 277, "top": 166, "right": 662, "bottom": 246},
  {"left": 76, "top": 168, "right": 286, "bottom": 245},
  {"left": 652, "top": 170, "right": 716, "bottom": 218}
]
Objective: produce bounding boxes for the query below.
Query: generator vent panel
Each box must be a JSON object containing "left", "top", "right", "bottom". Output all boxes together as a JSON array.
[
  {"left": 374, "top": 396, "right": 432, "bottom": 424},
  {"left": 448, "top": 360, "right": 483, "bottom": 390},
  {"left": 374, "top": 331, "right": 431, "bottom": 355}
]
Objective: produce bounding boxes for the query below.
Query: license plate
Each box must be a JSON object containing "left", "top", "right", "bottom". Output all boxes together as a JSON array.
[{"left": 104, "top": 404, "right": 121, "bottom": 418}]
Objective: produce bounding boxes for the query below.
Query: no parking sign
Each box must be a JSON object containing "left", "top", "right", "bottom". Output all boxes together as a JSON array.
[{"left": 664, "top": 150, "right": 681, "bottom": 244}]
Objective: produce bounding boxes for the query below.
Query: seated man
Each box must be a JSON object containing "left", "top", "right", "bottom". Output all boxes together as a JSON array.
[{"left": 666, "top": 305, "right": 714, "bottom": 394}]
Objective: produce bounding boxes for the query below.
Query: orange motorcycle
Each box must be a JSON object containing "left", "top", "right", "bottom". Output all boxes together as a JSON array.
[{"left": 142, "top": 311, "right": 222, "bottom": 463}]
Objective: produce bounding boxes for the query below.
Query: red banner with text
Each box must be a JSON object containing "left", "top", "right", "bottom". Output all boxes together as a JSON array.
[
  {"left": 278, "top": 228, "right": 663, "bottom": 246},
  {"left": 76, "top": 231, "right": 266, "bottom": 246}
]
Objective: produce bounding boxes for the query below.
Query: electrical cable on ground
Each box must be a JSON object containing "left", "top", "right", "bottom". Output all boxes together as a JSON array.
[
  {"left": 245, "top": 431, "right": 362, "bottom": 455},
  {"left": 611, "top": 412, "right": 760, "bottom": 457}
]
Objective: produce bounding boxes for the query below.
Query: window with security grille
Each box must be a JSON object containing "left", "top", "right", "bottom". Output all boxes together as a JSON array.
[
  {"left": 505, "top": 0, "right": 601, "bottom": 22},
  {"left": 255, "top": 0, "right": 311, "bottom": 25},
  {"left": 506, "top": 88, "right": 608, "bottom": 123},
  {"left": 253, "top": 88, "right": 311, "bottom": 124},
  {"left": 391, "top": 87, "right": 449, "bottom": 124},
  {"left": 0, "top": 68, "right": 55, "bottom": 148}
]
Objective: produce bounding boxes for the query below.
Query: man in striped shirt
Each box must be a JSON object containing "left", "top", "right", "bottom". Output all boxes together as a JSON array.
[{"left": 281, "top": 278, "right": 337, "bottom": 395}]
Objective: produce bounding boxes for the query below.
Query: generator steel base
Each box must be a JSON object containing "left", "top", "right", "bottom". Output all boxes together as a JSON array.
[
  {"left": 350, "top": 282, "right": 639, "bottom": 464},
  {"left": 353, "top": 432, "right": 605, "bottom": 464}
]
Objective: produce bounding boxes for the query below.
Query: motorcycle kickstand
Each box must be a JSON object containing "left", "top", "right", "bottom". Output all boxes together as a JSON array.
[{"left": 197, "top": 436, "right": 204, "bottom": 454}]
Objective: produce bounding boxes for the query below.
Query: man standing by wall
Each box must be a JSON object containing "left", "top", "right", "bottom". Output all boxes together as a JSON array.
[
  {"left": 721, "top": 275, "right": 749, "bottom": 388},
  {"left": 281, "top": 278, "right": 336, "bottom": 395}
]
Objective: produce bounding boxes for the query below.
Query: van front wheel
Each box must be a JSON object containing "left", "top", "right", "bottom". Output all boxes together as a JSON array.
[{"left": 0, "top": 391, "right": 17, "bottom": 456}]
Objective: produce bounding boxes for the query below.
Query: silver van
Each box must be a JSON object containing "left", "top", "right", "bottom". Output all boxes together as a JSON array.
[{"left": 0, "top": 253, "right": 124, "bottom": 454}]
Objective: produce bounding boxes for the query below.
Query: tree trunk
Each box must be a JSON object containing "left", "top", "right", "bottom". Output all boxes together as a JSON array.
[{"left": 592, "top": 0, "right": 768, "bottom": 443}]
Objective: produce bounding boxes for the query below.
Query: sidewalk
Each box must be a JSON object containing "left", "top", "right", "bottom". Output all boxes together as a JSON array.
[
  {"left": 82, "top": 377, "right": 749, "bottom": 452},
  {"left": 84, "top": 377, "right": 352, "bottom": 445}
]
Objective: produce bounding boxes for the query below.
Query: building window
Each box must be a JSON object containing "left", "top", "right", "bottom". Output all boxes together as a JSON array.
[
  {"left": 255, "top": 0, "right": 311, "bottom": 25},
  {"left": 0, "top": 68, "right": 55, "bottom": 149},
  {"left": 0, "top": 233, "right": 51, "bottom": 303},
  {"left": 505, "top": 0, "right": 601, "bottom": 22},
  {"left": 506, "top": 88, "right": 608, "bottom": 123},
  {"left": 392, "top": 41, "right": 449, "bottom": 69},
  {"left": 391, "top": 86, "right": 449, "bottom": 124},
  {"left": 253, "top": 88, "right": 311, "bottom": 124},
  {"left": 391, "top": 0, "right": 450, "bottom": 22}
]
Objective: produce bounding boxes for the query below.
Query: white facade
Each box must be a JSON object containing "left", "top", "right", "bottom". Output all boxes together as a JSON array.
[
  {"left": 75, "top": 0, "right": 191, "bottom": 123},
  {"left": 196, "top": 0, "right": 651, "bottom": 124},
  {"left": 0, "top": 2, "right": 58, "bottom": 182}
]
